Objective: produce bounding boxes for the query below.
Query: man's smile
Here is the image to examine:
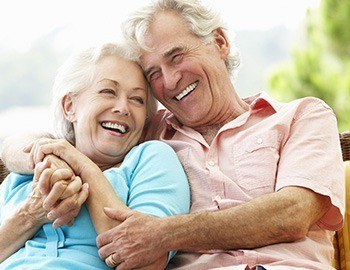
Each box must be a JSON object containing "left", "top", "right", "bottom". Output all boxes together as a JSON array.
[{"left": 175, "top": 80, "right": 199, "bottom": 101}]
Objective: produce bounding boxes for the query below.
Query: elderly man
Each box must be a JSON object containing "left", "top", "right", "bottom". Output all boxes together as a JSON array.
[
  {"left": 1, "top": 0, "right": 344, "bottom": 269},
  {"left": 94, "top": 1, "right": 344, "bottom": 270}
]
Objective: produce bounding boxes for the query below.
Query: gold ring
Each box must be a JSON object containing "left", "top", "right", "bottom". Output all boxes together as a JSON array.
[{"left": 106, "top": 254, "right": 119, "bottom": 267}]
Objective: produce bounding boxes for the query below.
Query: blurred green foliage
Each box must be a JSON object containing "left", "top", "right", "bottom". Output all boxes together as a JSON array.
[{"left": 268, "top": 0, "right": 350, "bottom": 131}]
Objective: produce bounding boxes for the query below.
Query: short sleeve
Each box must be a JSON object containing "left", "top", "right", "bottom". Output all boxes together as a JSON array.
[
  {"left": 127, "top": 140, "right": 190, "bottom": 218},
  {"left": 276, "top": 99, "right": 344, "bottom": 230},
  {"left": 0, "top": 173, "right": 33, "bottom": 224}
]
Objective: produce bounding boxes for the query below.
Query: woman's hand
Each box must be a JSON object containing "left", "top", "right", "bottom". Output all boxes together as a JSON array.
[
  {"left": 33, "top": 158, "right": 89, "bottom": 228},
  {"left": 20, "top": 182, "right": 50, "bottom": 227}
]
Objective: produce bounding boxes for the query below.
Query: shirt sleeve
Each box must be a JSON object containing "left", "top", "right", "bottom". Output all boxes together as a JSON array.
[
  {"left": 276, "top": 98, "right": 344, "bottom": 231},
  {"left": 127, "top": 140, "right": 190, "bottom": 218}
]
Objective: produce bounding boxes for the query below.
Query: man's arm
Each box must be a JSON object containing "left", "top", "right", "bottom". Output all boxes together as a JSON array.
[
  {"left": 1, "top": 133, "right": 53, "bottom": 173},
  {"left": 97, "top": 186, "right": 330, "bottom": 269}
]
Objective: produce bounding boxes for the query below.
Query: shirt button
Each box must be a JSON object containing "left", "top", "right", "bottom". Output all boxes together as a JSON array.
[
  {"left": 208, "top": 160, "right": 215, "bottom": 166},
  {"left": 256, "top": 138, "right": 263, "bottom": 144}
]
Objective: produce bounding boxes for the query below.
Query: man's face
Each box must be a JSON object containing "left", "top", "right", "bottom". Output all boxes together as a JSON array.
[{"left": 140, "top": 11, "right": 231, "bottom": 128}]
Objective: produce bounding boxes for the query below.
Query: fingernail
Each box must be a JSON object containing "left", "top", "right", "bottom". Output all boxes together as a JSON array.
[
  {"left": 83, "top": 183, "right": 89, "bottom": 190},
  {"left": 47, "top": 212, "right": 54, "bottom": 220},
  {"left": 52, "top": 222, "right": 59, "bottom": 229},
  {"left": 29, "top": 162, "right": 34, "bottom": 170}
]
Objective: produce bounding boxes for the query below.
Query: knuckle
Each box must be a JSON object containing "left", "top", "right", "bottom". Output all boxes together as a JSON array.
[{"left": 57, "top": 181, "right": 68, "bottom": 190}]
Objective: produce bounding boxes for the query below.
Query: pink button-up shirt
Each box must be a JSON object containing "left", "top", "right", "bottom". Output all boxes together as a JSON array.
[{"left": 144, "top": 92, "right": 345, "bottom": 270}]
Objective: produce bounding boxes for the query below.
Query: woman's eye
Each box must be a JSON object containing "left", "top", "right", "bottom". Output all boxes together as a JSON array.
[
  {"left": 131, "top": 96, "right": 144, "bottom": 104},
  {"left": 100, "top": 89, "right": 115, "bottom": 95}
]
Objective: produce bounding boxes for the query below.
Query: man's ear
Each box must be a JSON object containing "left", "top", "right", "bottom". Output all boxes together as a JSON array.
[
  {"left": 213, "top": 28, "right": 230, "bottom": 59},
  {"left": 62, "top": 93, "right": 76, "bottom": 122}
]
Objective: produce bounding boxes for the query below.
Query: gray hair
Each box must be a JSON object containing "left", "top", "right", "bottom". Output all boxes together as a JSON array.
[
  {"left": 51, "top": 43, "right": 158, "bottom": 145},
  {"left": 122, "top": 0, "right": 240, "bottom": 76}
]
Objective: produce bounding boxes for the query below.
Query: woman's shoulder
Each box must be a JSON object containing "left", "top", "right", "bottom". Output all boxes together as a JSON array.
[
  {"left": 129, "top": 140, "right": 174, "bottom": 156},
  {"left": 124, "top": 141, "right": 177, "bottom": 167}
]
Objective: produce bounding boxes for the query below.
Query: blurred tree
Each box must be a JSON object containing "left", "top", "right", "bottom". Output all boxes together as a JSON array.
[{"left": 268, "top": 0, "right": 350, "bottom": 131}]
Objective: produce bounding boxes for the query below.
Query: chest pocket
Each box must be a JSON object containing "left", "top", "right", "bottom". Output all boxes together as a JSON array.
[{"left": 231, "top": 130, "right": 280, "bottom": 192}]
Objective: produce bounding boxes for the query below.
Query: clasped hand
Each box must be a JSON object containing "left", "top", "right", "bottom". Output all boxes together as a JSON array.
[{"left": 24, "top": 138, "right": 89, "bottom": 228}]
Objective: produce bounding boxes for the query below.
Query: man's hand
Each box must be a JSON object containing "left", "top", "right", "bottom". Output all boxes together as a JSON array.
[{"left": 97, "top": 208, "right": 168, "bottom": 270}]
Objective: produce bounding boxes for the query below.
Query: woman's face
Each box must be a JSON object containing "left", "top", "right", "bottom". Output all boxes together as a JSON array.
[{"left": 65, "top": 55, "right": 148, "bottom": 166}]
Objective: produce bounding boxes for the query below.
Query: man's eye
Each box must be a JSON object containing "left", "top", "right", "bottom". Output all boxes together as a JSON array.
[
  {"left": 100, "top": 89, "right": 115, "bottom": 95},
  {"left": 149, "top": 71, "right": 161, "bottom": 82},
  {"left": 172, "top": 54, "right": 183, "bottom": 63}
]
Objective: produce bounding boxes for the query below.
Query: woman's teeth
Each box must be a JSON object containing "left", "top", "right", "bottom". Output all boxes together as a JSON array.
[{"left": 102, "top": 122, "right": 127, "bottom": 134}]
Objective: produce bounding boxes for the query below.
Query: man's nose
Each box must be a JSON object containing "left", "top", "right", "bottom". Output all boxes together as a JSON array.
[{"left": 163, "top": 66, "right": 181, "bottom": 90}]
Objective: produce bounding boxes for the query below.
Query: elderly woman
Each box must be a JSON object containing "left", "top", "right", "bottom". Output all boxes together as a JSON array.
[{"left": 0, "top": 43, "right": 190, "bottom": 269}]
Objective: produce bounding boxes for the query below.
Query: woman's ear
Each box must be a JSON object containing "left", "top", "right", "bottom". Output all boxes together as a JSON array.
[
  {"left": 62, "top": 93, "right": 76, "bottom": 123},
  {"left": 213, "top": 28, "right": 230, "bottom": 59}
]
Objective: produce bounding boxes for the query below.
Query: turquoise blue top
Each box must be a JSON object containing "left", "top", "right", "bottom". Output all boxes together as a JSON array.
[{"left": 0, "top": 141, "right": 190, "bottom": 269}]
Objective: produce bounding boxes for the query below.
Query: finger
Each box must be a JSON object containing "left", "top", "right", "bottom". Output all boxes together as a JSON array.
[
  {"left": 60, "top": 176, "right": 82, "bottom": 199},
  {"left": 22, "top": 141, "right": 34, "bottom": 153},
  {"left": 50, "top": 182, "right": 88, "bottom": 226},
  {"left": 98, "top": 240, "right": 123, "bottom": 261},
  {"left": 43, "top": 180, "right": 70, "bottom": 210},
  {"left": 105, "top": 253, "right": 120, "bottom": 268},
  {"left": 117, "top": 261, "right": 131, "bottom": 270},
  {"left": 103, "top": 207, "right": 131, "bottom": 222},
  {"left": 37, "top": 167, "right": 54, "bottom": 194},
  {"left": 77, "top": 182, "right": 89, "bottom": 206},
  {"left": 52, "top": 208, "right": 79, "bottom": 228},
  {"left": 50, "top": 168, "right": 74, "bottom": 186},
  {"left": 32, "top": 139, "right": 55, "bottom": 165},
  {"left": 33, "top": 159, "right": 51, "bottom": 182},
  {"left": 23, "top": 141, "right": 35, "bottom": 169}
]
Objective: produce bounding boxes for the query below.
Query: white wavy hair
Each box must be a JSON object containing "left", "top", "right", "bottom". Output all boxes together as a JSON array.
[
  {"left": 122, "top": 0, "right": 240, "bottom": 76},
  {"left": 51, "top": 43, "right": 158, "bottom": 145}
]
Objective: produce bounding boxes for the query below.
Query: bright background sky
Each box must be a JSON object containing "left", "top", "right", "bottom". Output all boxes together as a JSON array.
[
  {"left": 0, "top": 0, "right": 319, "bottom": 52},
  {"left": 0, "top": 0, "right": 320, "bottom": 144}
]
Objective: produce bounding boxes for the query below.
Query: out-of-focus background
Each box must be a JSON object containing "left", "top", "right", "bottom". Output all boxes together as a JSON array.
[{"left": 0, "top": 0, "right": 349, "bottom": 151}]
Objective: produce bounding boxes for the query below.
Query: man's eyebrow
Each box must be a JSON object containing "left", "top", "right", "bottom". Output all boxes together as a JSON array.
[
  {"left": 144, "top": 46, "right": 185, "bottom": 77},
  {"left": 163, "top": 46, "right": 184, "bottom": 58}
]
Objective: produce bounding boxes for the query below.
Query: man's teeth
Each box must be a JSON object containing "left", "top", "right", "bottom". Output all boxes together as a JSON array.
[
  {"left": 175, "top": 81, "right": 198, "bottom": 101},
  {"left": 102, "top": 122, "right": 127, "bottom": 134}
]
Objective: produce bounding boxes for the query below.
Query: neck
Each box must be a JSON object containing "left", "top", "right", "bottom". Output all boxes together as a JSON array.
[{"left": 195, "top": 94, "right": 249, "bottom": 145}]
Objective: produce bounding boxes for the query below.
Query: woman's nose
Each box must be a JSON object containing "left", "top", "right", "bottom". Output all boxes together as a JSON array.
[{"left": 112, "top": 99, "right": 130, "bottom": 116}]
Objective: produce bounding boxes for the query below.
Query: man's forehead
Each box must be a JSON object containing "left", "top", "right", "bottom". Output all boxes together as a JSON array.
[{"left": 140, "top": 44, "right": 185, "bottom": 70}]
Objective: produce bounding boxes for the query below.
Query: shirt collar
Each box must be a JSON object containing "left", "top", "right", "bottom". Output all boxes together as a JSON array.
[
  {"left": 164, "top": 91, "right": 281, "bottom": 130},
  {"left": 244, "top": 91, "right": 281, "bottom": 112}
]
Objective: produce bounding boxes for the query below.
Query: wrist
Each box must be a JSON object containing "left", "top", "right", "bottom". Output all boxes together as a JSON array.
[
  {"left": 19, "top": 197, "right": 49, "bottom": 227},
  {"left": 160, "top": 214, "right": 195, "bottom": 252}
]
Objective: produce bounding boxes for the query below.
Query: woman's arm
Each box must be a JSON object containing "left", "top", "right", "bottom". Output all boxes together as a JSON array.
[
  {"left": 30, "top": 140, "right": 184, "bottom": 269},
  {"left": 0, "top": 186, "right": 49, "bottom": 262}
]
